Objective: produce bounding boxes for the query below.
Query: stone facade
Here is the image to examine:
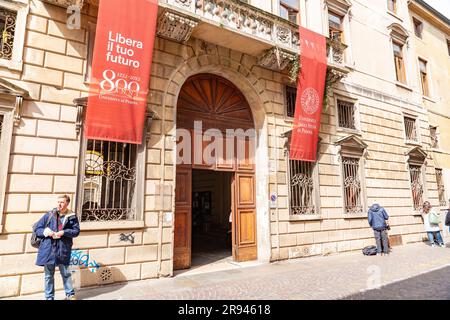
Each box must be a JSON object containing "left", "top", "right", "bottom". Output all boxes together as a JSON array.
[{"left": 0, "top": 0, "right": 448, "bottom": 298}]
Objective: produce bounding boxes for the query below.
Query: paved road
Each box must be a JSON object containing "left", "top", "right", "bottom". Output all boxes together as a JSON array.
[
  {"left": 344, "top": 265, "right": 450, "bottom": 300},
  {"left": 8, "top": 242, "right": 450, "bottom": 300}
]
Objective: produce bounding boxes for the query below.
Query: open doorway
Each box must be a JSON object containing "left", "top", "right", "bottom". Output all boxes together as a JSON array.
[{"left": 191, "top": 169, "right": 233, "bottom": 267}]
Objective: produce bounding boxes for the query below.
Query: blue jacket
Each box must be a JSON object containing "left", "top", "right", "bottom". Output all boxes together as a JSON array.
[
  {"left": 35, "top": 209, "right": 80, "bottom": 266},
  {"left": 368, "top": 204, "right": 389, "bottom": 231}
]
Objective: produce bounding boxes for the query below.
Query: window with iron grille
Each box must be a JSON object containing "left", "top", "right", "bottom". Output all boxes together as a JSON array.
[
  {"left": 404, "top": 116, "right": 418, "bottom": 142},
  {"left": 0, "top": 8, "right": 16, "bottom": 61},
  {"left": 285, "top": 85, "right": 296, "bottom": 118},
  {"left": 342, "top": 157, "right": 363, "bottom": 214},
  {"left": 79, "top": 140, "right": 138, "bottom": 222},
  {"left": 337, "top": 99, "right": 356, "bottom": 129},
  {"left": 409, "top": 165, "right": 423, "bottom": 211},
  {"left": 289, "top": 159, "right": 315, "bottom": 215},
  {"left": 430, "top": 126, "right": 438, "bottom": 148},
  {"left": 435, "top": 169, "right": 446, "bottom": 207}
]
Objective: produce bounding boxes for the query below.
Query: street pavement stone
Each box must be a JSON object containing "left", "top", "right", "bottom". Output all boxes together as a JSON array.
[{"left": 6, "top": 242, "right": 450, "bottom": 300}]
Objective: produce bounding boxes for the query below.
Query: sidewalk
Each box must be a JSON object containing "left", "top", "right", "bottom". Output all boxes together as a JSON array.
[{"left": 8, "top": 242, "right": 450, "bottom": 300}]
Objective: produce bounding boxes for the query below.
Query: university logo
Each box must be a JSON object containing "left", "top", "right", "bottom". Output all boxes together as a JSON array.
[{"left": 300, "top": 87, "right": 320, "bottom": 115}]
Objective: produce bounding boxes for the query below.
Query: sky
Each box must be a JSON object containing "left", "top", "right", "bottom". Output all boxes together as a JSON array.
[{"left": 423, "top": 0, "right": 450, "bottom": 19}]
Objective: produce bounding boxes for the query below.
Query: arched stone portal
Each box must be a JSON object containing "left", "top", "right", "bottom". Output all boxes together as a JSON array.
[{"left": 174, "top": 73, "right": 259, "bottom": 270}]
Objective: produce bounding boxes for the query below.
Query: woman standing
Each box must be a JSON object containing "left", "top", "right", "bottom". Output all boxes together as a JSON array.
[{"left": 422, "top": 201, "right": 444, "bottom": 247}]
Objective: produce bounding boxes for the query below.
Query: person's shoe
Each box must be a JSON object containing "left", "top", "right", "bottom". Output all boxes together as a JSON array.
[
  {"left": 67, "top": 295, "right": 77, "bottom": 300},
  {"left": 431, "top": 243, "right": 436, "bottom": 247},
  {"left": 439, "top": 243, "right": 445, "bottom": 247}
]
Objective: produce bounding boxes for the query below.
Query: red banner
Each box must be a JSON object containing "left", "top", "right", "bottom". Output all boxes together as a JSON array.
[
  {"left": 85, "top": 0, "right": 158, "bottom": 144},
  {"left": 289, "top": 27, "right": 327, "bottom": 161}
]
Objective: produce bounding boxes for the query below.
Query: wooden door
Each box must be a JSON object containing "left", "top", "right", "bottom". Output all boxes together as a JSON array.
[
  {"left": 233, "top": 172, "right": 257, "bottom": 261},
  {"left": 174, "top": 167, "right": 192, "bottom": 270}
]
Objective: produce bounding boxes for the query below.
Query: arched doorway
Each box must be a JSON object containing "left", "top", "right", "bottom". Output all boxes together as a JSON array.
[{"left": 174, "top": 74, "right": 257, "bottom": 270}]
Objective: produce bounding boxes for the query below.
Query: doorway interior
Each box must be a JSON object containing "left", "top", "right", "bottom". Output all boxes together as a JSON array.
[{"left": 191, "top": 169, "right": 233, "bottom": 267}]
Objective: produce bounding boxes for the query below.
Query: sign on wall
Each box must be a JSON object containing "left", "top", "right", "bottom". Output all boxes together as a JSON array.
[{"left": 85, "top": 0, "right": 158, "bottom": 144}]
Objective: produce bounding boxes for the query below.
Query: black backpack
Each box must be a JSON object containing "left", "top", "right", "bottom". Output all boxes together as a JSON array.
[
  {"left": 362, "top": 245, "right": 378, "bottom": 256},
  {"left": 445, "top": 210, "right": 450, "bottom": 226},
  {"left": 30, "top": 212, "right": 52, "bottom": 249}
]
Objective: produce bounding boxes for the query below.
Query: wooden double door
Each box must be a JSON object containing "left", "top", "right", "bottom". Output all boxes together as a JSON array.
[{"left": 174, "top": 74, "right": 258, "bottom": 270}]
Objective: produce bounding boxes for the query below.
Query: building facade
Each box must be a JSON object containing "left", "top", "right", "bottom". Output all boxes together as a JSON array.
[{"left": 0, "top": 0, "right": 448, "bottom": 297}]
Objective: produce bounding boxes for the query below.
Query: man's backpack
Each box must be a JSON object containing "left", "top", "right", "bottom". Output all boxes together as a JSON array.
[
  {"left": 30, "top": 212, "right": 52, "bottom": 249},
  {"left": 445, "top": 210, "right": 450, "bottom": 226},
  {"left": 362, "top": 245, "right": 378, "bottom": 256}
]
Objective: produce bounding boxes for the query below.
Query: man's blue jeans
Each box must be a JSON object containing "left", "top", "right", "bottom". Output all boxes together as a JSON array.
[
  {"left": 44, "top": 264, "right": 75, "bottom": 300},
  {"left": 427, "top": 231, "right": 444, "bottom": 245}
]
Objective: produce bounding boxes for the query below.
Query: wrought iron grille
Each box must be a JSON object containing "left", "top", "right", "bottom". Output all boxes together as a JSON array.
[
  {"left": 81, "top": 140, "right": 137, "bottom": 222},
  {"left": 285, "top": 86, "right": 296, "bottom": 118},
  {"left": 337, "top": 100, "right": 356, "bottom": 129},
  {"left": 430, "top": 126, "right": 438, "bottom": 148},
  {"left": 289, "top": 160, "right": 315, "bottom": 215},
  {"left": 0, "top": 8, "right": 16, "bottom": 60},
  {"left": 342, "top": 157, "right": 363, "bottom": 214},
  {"left": 435, "top": 169, "right": 446, "bottom": 206},
  {"left": 409, "top": 165, "right": 423, "bottom": 211},
  {"left": 404, "top": 117, "right": 418, "bottom": 142}
]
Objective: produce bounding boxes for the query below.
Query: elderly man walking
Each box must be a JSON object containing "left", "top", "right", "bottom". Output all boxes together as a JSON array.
[{"left": 34, "top": 195, "right": 80, "bottom": 300}]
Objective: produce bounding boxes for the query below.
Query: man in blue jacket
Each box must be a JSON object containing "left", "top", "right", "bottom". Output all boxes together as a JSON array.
[
  {"left": 35, "top": 195, "right": 80, "bottom": 300},
  {"left": 367, "top": 203, "right": 390, "bottom": 255}
]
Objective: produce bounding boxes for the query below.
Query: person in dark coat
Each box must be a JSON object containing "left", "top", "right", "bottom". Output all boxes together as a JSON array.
[
  {"left": 368, "top": 203, "right": 390, "bottom": 255},
  {"left": 35, "top": 195, "right": 80, "bottom": 300}
]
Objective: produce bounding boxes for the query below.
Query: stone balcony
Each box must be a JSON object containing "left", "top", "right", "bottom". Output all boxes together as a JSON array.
[{"left": 41, "top": 0, "right": 350, "bottom": 75}]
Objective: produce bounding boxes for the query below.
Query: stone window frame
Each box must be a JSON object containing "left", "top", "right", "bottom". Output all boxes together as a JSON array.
[
  {"left": 283, "top": 130, "right": 322, "bottom": 221},
  {"left": 323, "top": 0, "right": 353, "bottom": 65},
  {"left": 402, "top": 112, "right": 421, "bottom": 146},
  {"left": 73, "top": 98, "right": 152, "bottom": 231},
  {"left": 333, "top": 93, "right": 361, "bottom": 135},
  {"left": 405, "top": 146, "right": 428, "bottom": 214},
  {"left": 429, "top": 125, "right": 439, "bottom": 150},
  {"left": 388, "top": 23, "right": 410, "bottom": 87},
  {"left": 0, "top": 0, "right": 28, "bottom": 71},
  {"left": 335, "top": 135, "right": 368, "bottom": 218},
  {"left": 283, "top": 84, "right": 296, "bottom": 120}
]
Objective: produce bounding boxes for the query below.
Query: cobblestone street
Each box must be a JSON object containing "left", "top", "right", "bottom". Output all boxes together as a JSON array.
[{"left": 9, "top": 242, "right": 450, "bottom": 300}]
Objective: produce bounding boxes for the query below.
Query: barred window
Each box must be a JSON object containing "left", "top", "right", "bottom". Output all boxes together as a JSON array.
[
  {"left": 285, "top": 85, "right": 296, "bottom": 118},
  {"left": 0, "top": 8, "right": 17, "bottom": 61},
  {"left": 337, "top": 100, "right": 356, "bottom": 129},
  {"left": 342, "top": 157, "right": 363, "bottom": 214},
  {"left": 430, "top": 126, "right": 438, "bottom": 148},
  {"left": 404, "top": 116, "right": 418, "bottom": 142},
  {"left": 80, "top": 140, "right": 138, "bottom": 222},
  {"left": 436, "top": 169, "right": 446, "bottom": 207},
  {"left": 289, "top": 160, "right": 315, "bottom": 215},
  {"left": 409, "top": 165, "right": 423, "bottom": 211}
]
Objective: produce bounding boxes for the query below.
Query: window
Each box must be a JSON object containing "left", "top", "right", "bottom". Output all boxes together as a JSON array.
[
  {"left": 337, "top": 99, "right": 356, "bottom": 129},
  {"left": 342, "top": 157, "right": 363, "bottom": 214},
  {"left": 435, "top": 169, "right": 446, "bottom": 207},
  {"left": 285, "top": 85, "right": 296, "bottom": 118},
  {"left": 328, "top": 11, "right": 344, "bottom": 43},
  {"left": 78, "top": 140, "right": 141, "bottom": 222},
  {"left": 413, "top": 18, "right": 423, "bottom": 38},
  {"left": 393, "top": 42, "right": 406, "bottom": 83},
  {"left": 404, "top": 116, "right": 418, "bottom": 142},
  {"left": 430, "top": 126, "right": 438, "bottom": 148},
  {"left": 387, "top": 0, "right": 397, "bottom": 14},
  {"left": 280, "top": 0, "right": 300, "bottom": 24},
  {"left": 0, "top": 8, "right": 16, "bottom": 60},
  {"left": 418, "top": 58, "right": 429, "bottom": 96},
  {"left": 288, "top": 160, "right": 316, "bottom": 215},
  {"left": 409, "top": 165, "right": 423, "bottom": 211}
]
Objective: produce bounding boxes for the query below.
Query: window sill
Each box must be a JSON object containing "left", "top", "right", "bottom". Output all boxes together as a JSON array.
[
  {"left": 405, "top": 140, "right": 421, "bottom": 147},
  {"left": 337, "top": 127, "right": 361, "bottom": 135},
  {"left": 289, "top": 214, "right": 322, "bottom": 221},
  {"left": 343, "top": 213, "right": 367, "bottom": 219},
  {"left": 80, "top": 220, "right": 145, "bottom": 231},
  {"left": 387, "top": 10, "right": 403, "bottom": 22},
  {"left": 0, "top": 59, "right": 23, "bottom": 72},
  {"left": 422, "top": 96, "right": 436, "bottom": 103},
  {"left": 395, "top": 82, "right": 413, "bottom": 92}
]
